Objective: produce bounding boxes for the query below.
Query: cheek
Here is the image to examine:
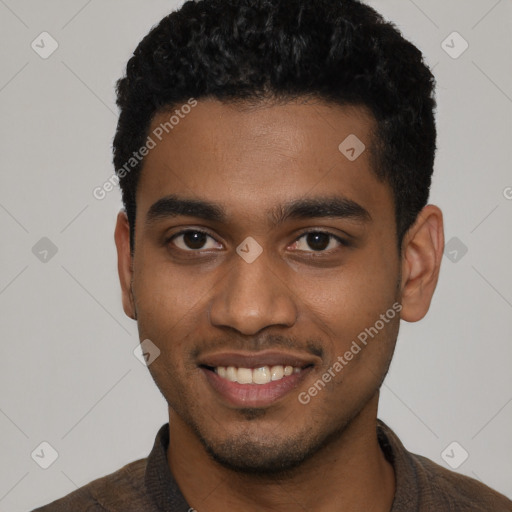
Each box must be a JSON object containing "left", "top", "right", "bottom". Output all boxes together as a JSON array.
[
  {"left": 131, "top": 276, "right": 204, "bottom": 384},
  {"left": 133, "top": 248, "right": 214, "bottom": 331},
  {"left": 297, "top": 249, "right": 400, "bottom": 387},
  {"left": 306, "top": 258, "right": 398, "bottom": 338}
]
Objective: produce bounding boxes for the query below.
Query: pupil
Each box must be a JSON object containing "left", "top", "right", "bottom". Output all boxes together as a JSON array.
[
  {"left": 307, "top": 233, "right": 330, "bottom": 251},
  {"left": 184, "top": 231, "right": 207, "bottom": 249}
]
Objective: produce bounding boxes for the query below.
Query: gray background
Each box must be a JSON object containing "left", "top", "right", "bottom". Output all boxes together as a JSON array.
[{"left": 0, "top": 0, "right": 511, "bottom": 510}]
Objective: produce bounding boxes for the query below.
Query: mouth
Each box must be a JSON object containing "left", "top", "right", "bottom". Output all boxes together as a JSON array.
[
  {"left": 212, "top": 364, "right": 302, "bottom": 384},
  {"left": 198, "top": 351, "right": 317, "bottom": 407}
]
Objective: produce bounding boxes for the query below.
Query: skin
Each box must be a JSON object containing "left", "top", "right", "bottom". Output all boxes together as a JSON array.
[{"left": 114, "top": 97, "right": 444, "bottom": 511}]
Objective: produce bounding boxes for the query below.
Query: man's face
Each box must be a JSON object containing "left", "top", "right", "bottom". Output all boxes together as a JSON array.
[{"left": 129, "top": 98, "right": 402, "bottom": 472}]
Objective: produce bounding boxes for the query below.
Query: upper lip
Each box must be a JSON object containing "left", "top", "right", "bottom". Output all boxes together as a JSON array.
[{"left": 198, "top": 350, "right": 318, "bottom": 369}]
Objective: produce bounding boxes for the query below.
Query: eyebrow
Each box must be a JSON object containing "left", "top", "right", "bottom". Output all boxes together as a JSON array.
[
  {"left": 145, "top": 194, "right": 371, "bottom": 227},
  {"left": 270, "top": 196, "right": 371, "bottom": 225}
]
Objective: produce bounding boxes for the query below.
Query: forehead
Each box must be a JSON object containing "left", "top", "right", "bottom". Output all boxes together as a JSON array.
[{"left": 136, "top": 98, "right": 392, "bottom": 227}]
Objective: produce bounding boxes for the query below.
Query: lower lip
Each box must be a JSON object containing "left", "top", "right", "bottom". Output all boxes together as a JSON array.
[{"left": 201, "top": 367, "right": 312, "bottom": 408}]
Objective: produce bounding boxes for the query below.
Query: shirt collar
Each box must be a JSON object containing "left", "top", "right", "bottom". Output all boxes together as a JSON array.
[
  {"left": 377, "top": 419, "right": 420, "bottom": 511},
  {"left": 145, "top": 423, "right": 192, "bottom": 512}
]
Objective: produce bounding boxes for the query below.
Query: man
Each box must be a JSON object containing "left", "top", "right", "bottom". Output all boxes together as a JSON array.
[{"left": 34, "top": 0, "right": 512, "bottom": 510}]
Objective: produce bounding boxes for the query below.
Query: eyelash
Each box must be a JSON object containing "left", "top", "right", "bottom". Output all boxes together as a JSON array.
[{"left": 166, "top": 229, "right": 349, "bottom": 254}]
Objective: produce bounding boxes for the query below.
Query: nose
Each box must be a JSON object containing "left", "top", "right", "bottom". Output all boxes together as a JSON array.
[{"left": 208, "top": 248, "right": 298, "bottom": 336}]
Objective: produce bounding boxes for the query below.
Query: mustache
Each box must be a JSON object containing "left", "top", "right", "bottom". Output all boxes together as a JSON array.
[{"left": 189, "top": 333, "right": 324, "bottom": 359}]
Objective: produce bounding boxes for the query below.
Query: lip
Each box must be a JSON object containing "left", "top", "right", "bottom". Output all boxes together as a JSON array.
[
  {"left": 198, "top": 350, "right": 319, "bottom": 408},
  {"left": 198, "top": 350, "right": 317, "bottom": 369},
  {"left": 201, "top": 365, "right": 314, "bottom": 408}
]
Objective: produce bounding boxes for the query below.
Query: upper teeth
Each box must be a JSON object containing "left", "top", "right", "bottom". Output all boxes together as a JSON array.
[{"left": 215, "top": 365, "right": 301, "bottom": 384}]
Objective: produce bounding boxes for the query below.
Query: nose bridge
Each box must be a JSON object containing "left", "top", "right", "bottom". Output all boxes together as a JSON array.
[{"left": 209, "top": 249, "right": 297, "bottom": 335}]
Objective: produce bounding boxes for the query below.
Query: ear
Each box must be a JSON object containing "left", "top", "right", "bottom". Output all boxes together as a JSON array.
[
  {"left": 399, "top": 204, "right": 444, "bottom": 322},
  {"left": 114, "top": 210, "right": 136, "bottom": 320}
]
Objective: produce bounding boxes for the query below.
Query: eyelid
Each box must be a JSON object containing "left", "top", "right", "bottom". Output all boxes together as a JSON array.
[
  {"left": 294, "top": 227, "right": 347, "bottom": 240},
  {"left": 166, "top": 228, "right": 222, "bottom": 251},
  {"left": 291, "top": 230, "right": 348, "bottom": 252}
]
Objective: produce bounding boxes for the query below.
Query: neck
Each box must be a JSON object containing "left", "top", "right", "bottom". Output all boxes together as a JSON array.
[{"left": 167, "top": 394, "right": 395, "bottom": 512}]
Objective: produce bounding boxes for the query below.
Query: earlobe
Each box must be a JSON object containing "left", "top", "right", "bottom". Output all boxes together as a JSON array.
[
  {"left": 114, "top": 210, "right": 137, "bottom": 320},
  {"left": 400, "top": 205, "right": 444, "bottom": 322}
]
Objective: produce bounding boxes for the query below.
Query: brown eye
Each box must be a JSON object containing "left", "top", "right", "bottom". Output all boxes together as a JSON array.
[
  {"left": 305, "top": 232, "right": 331, "bottom": 251},
  {"left": 182, "top": 231, "right": 207, "bottom": 249},
  {"left": 170, "top": 230, "right": 222, "bottom": 251},
  {"left": 291, "top": 231, "right": 345, "bottom": 252}
]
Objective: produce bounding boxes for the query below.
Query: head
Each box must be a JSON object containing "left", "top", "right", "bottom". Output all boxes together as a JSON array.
[{"left": 114, "top": 0, "right": 443, "bottom": 474}]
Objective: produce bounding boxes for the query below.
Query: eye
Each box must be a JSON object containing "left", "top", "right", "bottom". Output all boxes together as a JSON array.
[
  {"left": 169, "top": 230, "right": 222, "bottom": 251},
  {"left": 290, "top": 231, "right": 345, "bottom": 253}
]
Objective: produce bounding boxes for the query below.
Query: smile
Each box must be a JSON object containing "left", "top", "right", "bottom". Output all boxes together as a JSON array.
[
  {"left": 198, "top": 350, "right": 319, "bottom": 407},
  {"left": 214, "top": 365, "right": 301, "bottom": 385}
]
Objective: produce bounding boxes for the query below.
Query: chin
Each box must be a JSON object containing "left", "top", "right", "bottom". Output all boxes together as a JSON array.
[
  {"left": 201, "top": 436, "right": 312, "bottom": 474},
  {"left": 193, "top": 415, "right": 346, "bottom": 475}
]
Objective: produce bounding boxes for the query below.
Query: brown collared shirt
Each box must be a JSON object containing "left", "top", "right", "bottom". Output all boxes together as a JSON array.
[{"left": 33, "top": 421, "right": 512, "bottom": 511}]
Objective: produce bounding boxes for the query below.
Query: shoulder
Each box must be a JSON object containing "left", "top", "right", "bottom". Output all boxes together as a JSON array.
[
  {"left": 31, "top": 458, "right": 154, "bottom": 512},
  {"left": 378, "top": 421, "right": 512, "bottom": 511},
  {"left": 411, "top": 452, "right": 512, "bottom": 511}
]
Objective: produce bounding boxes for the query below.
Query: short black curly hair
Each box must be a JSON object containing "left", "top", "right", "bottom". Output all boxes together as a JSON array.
[{"left": 113, "top": 0, "right": 436, "bottom": 253}]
